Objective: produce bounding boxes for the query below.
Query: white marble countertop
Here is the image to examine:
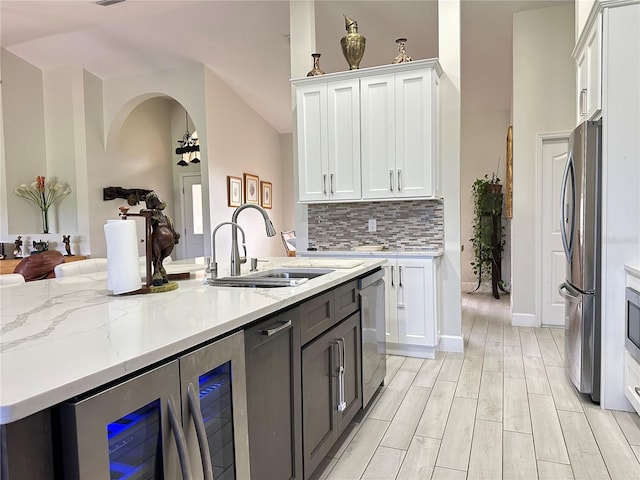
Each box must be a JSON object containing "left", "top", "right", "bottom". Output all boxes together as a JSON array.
[
  {"left": 625, "top": 264, "right": 640, "bottom": 278},
  {"left": 0, "top": 257, "right": 384, "bottom": 424},
  {"left": 300, "top": 248, "right": 444, "bottom": 258}
]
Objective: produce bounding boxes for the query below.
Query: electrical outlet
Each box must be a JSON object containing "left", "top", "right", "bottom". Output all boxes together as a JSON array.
[{"left": 368, "top": 218, "right": 376, "bottom": 232}]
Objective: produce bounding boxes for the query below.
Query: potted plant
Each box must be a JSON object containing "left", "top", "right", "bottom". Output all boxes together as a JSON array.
[{"left": 470, "top": 174, "right": 505, "bottom": 295}]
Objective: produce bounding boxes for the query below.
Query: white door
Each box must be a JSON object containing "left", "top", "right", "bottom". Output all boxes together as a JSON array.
[
  {"left": 540, "top": 134, "right": 570, "bottom": 326},
  {"left": 296, "top": 84, "right": 328, "bottom": 201},
  {"left": 397, "top": 258, "right": 432, "bottom": 346},
  {"left": 181, "top": 174, "right": 204, "bottom": 259},
  {"left": 382, "top": 260, "right": 398, "bottom": 344},
  {"left": 361, "top": 74, "right": 395, "bottom": 199},
  {"left": 395, "top": 68, "right": 436, "bottom": 198},
  {"left": 327, "top": 79, "right": 361, "bottom": 200}
]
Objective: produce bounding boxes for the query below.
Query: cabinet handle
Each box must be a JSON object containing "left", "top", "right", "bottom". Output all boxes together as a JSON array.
[
  {"left": 635, "top": 386, "right": 640, "bottom": 397},
  {"left": 399, "top": 266, "right": 404, "bottom": 287},
  {"left": 389, "top": 170, "right": 394, "bottom": 192},
  {"left": 330, "top": 173, "right": 334, "bottom": 195},
  {"left": 336, "top": 338, "right": 347, "bottom": 412},
  {"left": 187, "top": 383, "right": 214, "bottom": 480},
  {"left": 323, "top": 174, "right": 327, "bottom": 195},
  {"left": 261, "top": 319, "right": 292, "bottom": 336},
  {"left": 167, "top": 396, "right": 195, "bottom": 480},
  {"left": 397, "top": 169, "right": 402, "bottom": 191},
  {"left": 391, "top": 265, "right": 395, "bottom": 287},
  {"left": 580, "top": 88, "right": 587, "bottom": 116}
]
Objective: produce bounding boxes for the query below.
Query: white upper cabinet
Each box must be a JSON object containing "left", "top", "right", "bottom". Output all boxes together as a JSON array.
[
  {"left": 295, "top": 79, "right": 360, "bottom": 202},
  {"left": 575, "top": 12, "right": 602, "bottom": 123},
  {"left": 293, "top": 59, "right": 442, "bottom": 203}
]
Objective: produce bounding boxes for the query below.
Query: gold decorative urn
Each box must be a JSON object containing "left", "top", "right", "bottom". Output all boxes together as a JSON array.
[{"left": 340, "top": 15, "right": 366, "bottom": 70}]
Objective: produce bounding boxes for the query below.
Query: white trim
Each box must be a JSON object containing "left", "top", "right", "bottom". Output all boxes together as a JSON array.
[
  {"left": 536, "top": 131, "right": 571, "bottom": 331},
  {"left": 512, "top": 313, "right": 538, "bottom": 327},
  {"left": 439, "top": 335, "right": 464, "bottom": 353},
  {"left": 386, "top": 343, "right": 438, "bottom": 359},
  {"left": 573, "top": 0, "right": 639, "bottom": 57}
]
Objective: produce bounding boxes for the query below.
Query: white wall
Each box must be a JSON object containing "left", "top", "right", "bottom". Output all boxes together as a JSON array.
[
  {"left": 512, "top": 4, "right": 575, "bottom": 326},
  {"left": 203, "top": 67, "right": 285, "bottom": 266},
  {"left": 600, "top": 3, "right": 640, "bottom": 410},
  {"left": 89, "top": 97, "right": 175, "bottom": 257},
  {"left": 460, "top": 108, "right": 511, "bottom": 283},
  {"left": 280, "top": 132, "right": 297, "bottom": 235}
]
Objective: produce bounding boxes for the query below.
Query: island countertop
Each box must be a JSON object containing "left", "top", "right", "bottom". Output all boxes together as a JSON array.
[{"left": 0, "top": 257, "right": 384, "bottom": 425}]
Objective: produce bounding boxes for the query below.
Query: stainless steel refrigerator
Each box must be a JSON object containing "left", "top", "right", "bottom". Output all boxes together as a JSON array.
[{"left": 558, "top": 119, "right": 602, "bottom": 403}]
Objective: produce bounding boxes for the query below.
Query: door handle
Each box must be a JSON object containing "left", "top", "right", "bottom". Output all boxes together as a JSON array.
[
  {"left": 336, "top": 338, "right": 346, "bottom": 412},
  {"left": 397, "top": 169, "right": 402, "bottom": 191},
  {"left": 261, "top": 319, "right": 292, "bottom": 337},
  {"left": 560, "top": 152, "right": 575, "bottom": 262},
  {"left": 167, "top": 396, "right": 194, "bottom": 480},
  {"left": 558, "top": 283, "right": 581, "bottom": 304},
  {"left": 389, "top": 170, "right": 394, "bottom": 192},
  {"left": 187, "top": 383, "right": 214, "bottom": 480}
]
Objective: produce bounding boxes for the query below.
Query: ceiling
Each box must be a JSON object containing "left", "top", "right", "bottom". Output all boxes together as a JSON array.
[{"left": 1, "top": 0, "right": 571, "bottom": 134}]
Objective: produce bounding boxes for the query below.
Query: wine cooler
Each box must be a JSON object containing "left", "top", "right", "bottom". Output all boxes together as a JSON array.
[{"left": 60, "top": 331, "right": 250, "bottom": 479}]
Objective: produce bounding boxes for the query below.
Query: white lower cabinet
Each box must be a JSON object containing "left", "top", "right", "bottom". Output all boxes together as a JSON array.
[{"left": 384, "top": 256, "right": 440, "bottom": 358}]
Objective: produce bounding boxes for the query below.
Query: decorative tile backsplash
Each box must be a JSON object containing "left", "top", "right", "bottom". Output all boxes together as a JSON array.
[{"left": 307, "top": 199, "right": 444, "bottom": 250}]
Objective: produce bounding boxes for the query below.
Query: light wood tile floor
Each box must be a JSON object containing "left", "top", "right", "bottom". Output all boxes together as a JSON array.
[{"left": 311, "top": 290, "right": 640, "bottom": 480}]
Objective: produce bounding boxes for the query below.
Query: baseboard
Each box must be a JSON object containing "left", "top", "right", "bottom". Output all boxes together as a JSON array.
[
  {"left": 512, "top": 312, "right": 538, "bottom": 327},
  {"left": 439, "top": 335, "right": 464, "bottom": 353},
  {"left": 386, "top": 343, "right": 437, "bottom": 359}
]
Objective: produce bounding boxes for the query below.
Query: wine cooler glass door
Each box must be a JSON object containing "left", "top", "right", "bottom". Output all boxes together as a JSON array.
[{"left": 60, "top": 361, "right": 182, "bottom": 480}]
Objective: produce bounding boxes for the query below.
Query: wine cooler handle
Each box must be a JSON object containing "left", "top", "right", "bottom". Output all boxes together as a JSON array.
[
  {"left": 167, "top": 395, "right": 194, "bottom": 480},
  {"left": 187, "top": 383, "right": 214, "bottom": 480}
]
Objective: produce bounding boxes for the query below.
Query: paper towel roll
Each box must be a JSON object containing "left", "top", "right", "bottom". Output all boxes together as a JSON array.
[{"left": 104, "top": 220, "right": 142, "bottom": 294}]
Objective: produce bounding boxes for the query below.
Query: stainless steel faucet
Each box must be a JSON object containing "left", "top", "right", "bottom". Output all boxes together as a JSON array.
[
  {"left": 208, "top": 221, "right": 246, "bottom": 281},
  {"left": 230, "top": 203, "right": 277, "bottom": 276}
]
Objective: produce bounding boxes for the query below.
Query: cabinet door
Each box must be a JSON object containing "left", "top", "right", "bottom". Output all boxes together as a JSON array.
[
  {"left": 395, "top": 69, "right": 436, "bottom": 198},
  {"left": 576, "top": 47, "right": 588, "bottom": 122},
  {"left": 179, "top": 331, "right": 251, "bottom": 480},
  {"left": 327, "top": 79, "right": 361, "bottom": 201},
  {"left": 333, "top": 313, "right": 363, "bottom": 432},
  {"left": 397, "top": 258, "right": 437, "bottom": 347},
  {"left": 361, "top": 74, "right": 396, "bottom": 199},
  {"left": 382, "top": 261, "right": 399, "bottom": 344},
  {"left": 301, "top": 330, "right": 338, "bottom": 479},
  {"left": 245, "top": 309, "right": 302, "bottom": 480},
  {"left": 585, "top": 14, "right": 602, "bottom": 119},
  {"left": 296, "top": 84, "right": 329, "bottom": 202}
]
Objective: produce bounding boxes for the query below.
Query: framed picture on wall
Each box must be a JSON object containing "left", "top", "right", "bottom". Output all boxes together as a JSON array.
[
  {"left": 243, "top": 173, "right": 259, "bottom": 205},
  {"left": 260, "top": 181, "right": 272, "bottom": 209},
  {"left": 227, "top": 176, "right": 242, "bottom": 207}
]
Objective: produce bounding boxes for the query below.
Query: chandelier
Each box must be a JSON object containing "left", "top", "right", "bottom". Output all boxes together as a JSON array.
[{"left": 176, "top": 112, "right": 200, "bottom": 166}]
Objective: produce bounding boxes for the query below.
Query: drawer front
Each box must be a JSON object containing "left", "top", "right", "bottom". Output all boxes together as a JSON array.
[
  {"left": 300, "top": 291, "right": 334, "bottom": 345},
  {"left": 334, "top": 280, "right": 359, "bottom": 322}
]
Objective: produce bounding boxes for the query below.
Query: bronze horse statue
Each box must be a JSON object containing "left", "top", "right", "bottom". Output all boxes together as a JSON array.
[{"left": 141, "top": 192, "right": 180, "bottom": 286}]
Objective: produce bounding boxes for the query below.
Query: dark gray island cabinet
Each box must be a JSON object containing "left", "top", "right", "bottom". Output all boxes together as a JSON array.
[
  {"left": 0, "top": 262, "right": 384, "bottom": 480},
  {"left": 245, "top": 279, "right": 363, "bottom": 480}
]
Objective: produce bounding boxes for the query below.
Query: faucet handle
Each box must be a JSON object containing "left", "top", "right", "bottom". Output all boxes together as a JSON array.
[{"left": 239, "top": 244, "right": 248, "bottom": 265}]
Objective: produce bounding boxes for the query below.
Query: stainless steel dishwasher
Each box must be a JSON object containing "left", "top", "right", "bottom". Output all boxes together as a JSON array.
[{"left": 359, "top": 269, "right": 386, "bottom": 408}]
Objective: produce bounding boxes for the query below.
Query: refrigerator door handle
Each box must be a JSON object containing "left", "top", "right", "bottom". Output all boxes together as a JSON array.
[
  {"left": 560, "top": 152, "right": 576, "bottom": 262},
  {"left": 558, "top": 282, "right": 581, "bottom": 303}
]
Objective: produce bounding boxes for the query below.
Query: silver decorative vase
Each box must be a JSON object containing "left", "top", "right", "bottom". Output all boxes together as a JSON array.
[{"left": 340, "top": 15, "right": 366, "bottom": 70}]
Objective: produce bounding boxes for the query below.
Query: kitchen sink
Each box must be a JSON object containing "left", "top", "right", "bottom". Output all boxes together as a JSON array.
[
  {"left": 247, "top": 268, "right": 334, "bottom": 280},
  {"left": 207, "top": 268, "right": 334, "bottom": 288}
]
